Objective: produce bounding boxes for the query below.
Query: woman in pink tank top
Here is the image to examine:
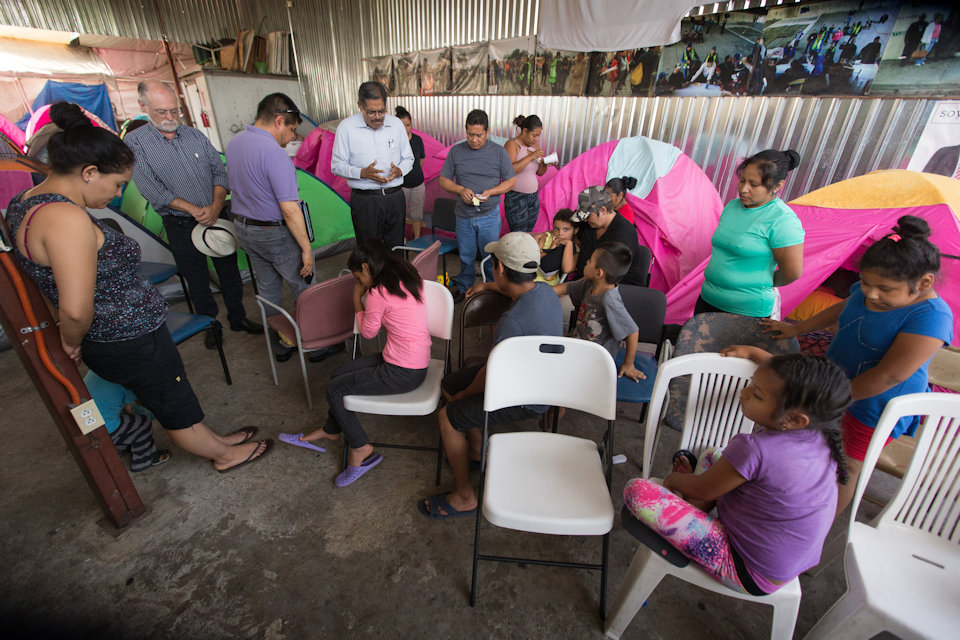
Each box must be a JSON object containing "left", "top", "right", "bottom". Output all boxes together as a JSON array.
[{"left": 504, "top": 114, "right": 556, "bottom": 233}]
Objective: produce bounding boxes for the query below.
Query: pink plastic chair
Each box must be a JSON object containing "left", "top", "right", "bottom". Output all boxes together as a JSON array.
[
  {"left": 409, "top": 240, "right": 441, "bottom": 283},
  {"left": 255, "top": 274, "right": 356, "bottom": 409}
]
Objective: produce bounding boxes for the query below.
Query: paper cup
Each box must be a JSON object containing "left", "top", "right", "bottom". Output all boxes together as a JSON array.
[{"left": 543, "top": 152, "right": 559, "bottom": 165}]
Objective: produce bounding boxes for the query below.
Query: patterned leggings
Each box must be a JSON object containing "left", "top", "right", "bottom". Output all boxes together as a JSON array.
[{"left": 622, "top": 453, "right": 753, "bottom": 594}]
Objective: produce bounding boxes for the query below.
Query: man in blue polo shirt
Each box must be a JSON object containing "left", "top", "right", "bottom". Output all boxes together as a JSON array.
[{"left": 437, "top": 109, "right": 515, "bottom": 301}]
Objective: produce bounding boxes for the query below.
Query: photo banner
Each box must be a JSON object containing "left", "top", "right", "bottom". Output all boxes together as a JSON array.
[
  {"left": 872, "top": 3, "right": 959, "bottom": 96},
  {"left": 906, "top": 100, "right": 960, "bottom": 177},
  {"left": 762, "top": 0, "right": 899, "bottom": 96},
  {"left": 654, "top": 11, "right": 761, "bottom": 96},
  {"left": 532, "top": 47, "right": 589, "bottom": 96},
  {"left": 363, "top": 55, "right": 395, "bottom": 94},
  {"left": 488, "top": 36, "right": 535, "bottom": 95},
  {"left": 451, "top": 43, "right": 488, "bottom": 95},
  {"left": 393, "top": 52, "right": 420, "bottom": 96},
  {"left": 420, "top": 47, "right": 452, "bottom": 96}
]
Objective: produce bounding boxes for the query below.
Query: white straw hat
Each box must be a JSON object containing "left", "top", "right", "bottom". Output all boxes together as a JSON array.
[{"left": 191, "top": 219, "right": 238, "bottom": 257}]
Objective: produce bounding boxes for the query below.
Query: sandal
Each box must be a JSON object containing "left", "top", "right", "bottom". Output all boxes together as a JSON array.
[
  {"left": 672, "top": 449, "right": 697, "bottom": 473},
  {"left": 215, "top": 440, "right": 273, "bottom": 473}
]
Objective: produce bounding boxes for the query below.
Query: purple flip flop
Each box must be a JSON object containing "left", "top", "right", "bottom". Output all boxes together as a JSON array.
[
  {"left": 335, "top": 453, "right": 383, "bottom": 487},
  {"left": 278, "top": 432, "right": 327, "bottom": 453}
]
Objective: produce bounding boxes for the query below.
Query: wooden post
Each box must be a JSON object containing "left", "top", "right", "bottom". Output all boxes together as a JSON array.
[{"left": 0, "top": 247, "right": 145, "bottom": 529}]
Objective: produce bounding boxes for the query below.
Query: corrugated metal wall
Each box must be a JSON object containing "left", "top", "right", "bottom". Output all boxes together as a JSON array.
[{"left": 0, "top": 0, "right": 932, "bottom": 198}]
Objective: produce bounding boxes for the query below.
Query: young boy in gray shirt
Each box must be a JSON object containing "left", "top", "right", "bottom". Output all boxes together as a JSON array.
[{"left": 554, "top": 241, "right": 645, "bottom": 381}]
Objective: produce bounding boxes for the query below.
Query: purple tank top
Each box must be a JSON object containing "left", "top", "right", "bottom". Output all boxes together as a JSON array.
[{"left": 6, "top": 191, "right": 167, "bottom": 342}]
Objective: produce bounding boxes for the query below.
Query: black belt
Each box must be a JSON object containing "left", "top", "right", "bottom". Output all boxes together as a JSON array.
[
  {"left": 232, "top": 214, "right": 286, "bottom": 227},
  {"left": 352, "top": 186, "right": 402, "bottom": 196}
]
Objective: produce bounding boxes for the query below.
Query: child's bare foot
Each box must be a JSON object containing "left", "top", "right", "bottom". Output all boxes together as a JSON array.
[{"left": 301, "top": 428, "right": 340, "bottom": 443}]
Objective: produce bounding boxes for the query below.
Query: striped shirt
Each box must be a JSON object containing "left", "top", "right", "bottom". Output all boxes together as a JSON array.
[{"left": 125, "top": 124, "right": 229, "bottom": 218}]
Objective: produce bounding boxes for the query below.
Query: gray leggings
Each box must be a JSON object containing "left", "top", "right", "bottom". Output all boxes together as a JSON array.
[{"left": 323, "top": 353, "right": 428, "bottom": 448}]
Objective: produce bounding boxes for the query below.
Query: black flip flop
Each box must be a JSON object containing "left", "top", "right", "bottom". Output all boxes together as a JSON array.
[
  {"left": 672, "top": 449, "right": 698, "bottom": 473},
  {"left": 226, "top": 426, "right": 259, "bottom": 444},
  {"left": 216, "top": 439, "right": 273, "bottom": 473}
]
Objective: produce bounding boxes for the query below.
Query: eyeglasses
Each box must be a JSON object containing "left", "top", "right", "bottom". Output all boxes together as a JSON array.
[{"left": 152, "top": 108, "right": 181, "bottom": 117}]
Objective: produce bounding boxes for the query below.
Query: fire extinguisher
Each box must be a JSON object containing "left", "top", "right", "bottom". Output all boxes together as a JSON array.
[{"left": 200, "top": 111, "right": 210, "bottom": 127}]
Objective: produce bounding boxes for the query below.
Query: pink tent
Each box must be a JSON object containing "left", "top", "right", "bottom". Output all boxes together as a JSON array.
[
  {"left": 538, "top": 136, "right": 723, "bottom": 292},
  {"left": 1, "top": 113, "right": 35, "bottom": 209},
  {"left": 665, "top": 170, "right": 960, "bottom": 345},
  {"left": 25, "top": 104, "right": 109, "bottom": 141}
]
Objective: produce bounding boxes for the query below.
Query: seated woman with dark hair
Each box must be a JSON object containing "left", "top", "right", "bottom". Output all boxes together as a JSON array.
[
  {"left": 6, "top": 102, "right": 272, "bottom": 473},
  {"left": 605, "top": 176, "right": 638, "bottom": 226}
]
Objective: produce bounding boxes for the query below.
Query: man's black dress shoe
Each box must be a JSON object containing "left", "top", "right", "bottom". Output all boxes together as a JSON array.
[
  {"left": 204, "top": 328, "right": 219, "bottom": 350},
  {"left": 308, "top": 342, "right": 346, "bottom": 363},
  {"left": 231, "top": 318, "right": 264, "bottom": 334}
]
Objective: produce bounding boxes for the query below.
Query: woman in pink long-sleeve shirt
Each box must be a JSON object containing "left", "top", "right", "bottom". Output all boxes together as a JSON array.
[{"left": 299, "top": 239, "right": 432, "bottom": 487}]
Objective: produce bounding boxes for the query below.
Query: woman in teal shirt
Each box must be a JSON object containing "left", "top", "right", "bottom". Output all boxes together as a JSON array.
[{"left": 697, "top": 149, "right": 805, "bottom": 318}]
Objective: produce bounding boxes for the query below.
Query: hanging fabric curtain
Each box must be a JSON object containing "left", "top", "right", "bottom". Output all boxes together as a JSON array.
[{"left": 537, "top": 0, "right": 699, "bottom": 51}]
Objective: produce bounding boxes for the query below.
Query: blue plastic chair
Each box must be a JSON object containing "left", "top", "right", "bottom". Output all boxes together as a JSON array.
[
  {"left": 394, "top": 197, "right": 458, "bottom": 280},
  {"left": 166, "top": 311, "right": 231, "bottom": 385},
  {"left": 613, "top": 285, "right": 666, "bottom": 413}
]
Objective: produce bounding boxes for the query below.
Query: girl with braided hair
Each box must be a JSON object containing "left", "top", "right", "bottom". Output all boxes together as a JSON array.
[{"left": 623, "top": 353, "right": 851, "bottom": 595}]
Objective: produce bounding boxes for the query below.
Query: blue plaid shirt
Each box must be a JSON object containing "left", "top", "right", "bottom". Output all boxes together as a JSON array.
[{"left": 125, "top": 124, "right": 229, "bottom": 218}]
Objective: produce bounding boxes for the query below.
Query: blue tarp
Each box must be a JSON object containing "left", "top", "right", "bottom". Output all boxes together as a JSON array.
[{"left": 16, "top": 81, "right": 117, "bottom": 132}]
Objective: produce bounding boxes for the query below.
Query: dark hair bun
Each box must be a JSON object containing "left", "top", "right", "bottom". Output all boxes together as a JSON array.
[
  {"left": 50, "top": 102, "right": 91, "bottom": 131},
  {"left": 622, "top": 176, "right": 638, "bottom": 190},
  {"left": 783, "top": 149, "right": 800, "bottom": 171},
  {"left": 894, "top": 215, "right": 931, "bottom": 241},
  {"left": 513, "top": 115, "right": 525, "bottom": 127},
  {"left": 395, "top": 105, "right": 411, "bottom": 119}
]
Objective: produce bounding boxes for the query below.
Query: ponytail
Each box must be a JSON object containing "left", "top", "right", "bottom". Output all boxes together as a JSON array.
[
  {"left": 859, "top": 215, "right": 941, "bottom": 286},
  {"left": 513, "top": 114, "right": 542, "bottom": 132},
  {"left": 605, "top": 176, "right": 638, "bottom": 195},
  {"left": 737, "top": 149, "right": 800, "bottom": 190},
  {"left": 46, "top": 102, "right": 133, "bottom": 176}
]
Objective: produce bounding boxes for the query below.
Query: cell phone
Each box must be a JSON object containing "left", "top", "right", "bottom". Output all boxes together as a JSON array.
[{"left": 302, "top": 273, "right": 313, "bottom": 285}]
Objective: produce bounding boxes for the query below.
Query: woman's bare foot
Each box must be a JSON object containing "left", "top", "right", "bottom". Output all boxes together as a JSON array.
[
  {"left": 213, "top": 440, "right": 270, "bottom": 471},
  {"left": 301, "top": 428, "right": 340, "bottom": 443},
  {"left": 217, "top": 427, "right": 258, "bottom": 446}
]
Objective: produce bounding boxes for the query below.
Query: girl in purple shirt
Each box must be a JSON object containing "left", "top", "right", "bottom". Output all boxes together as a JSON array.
[{"left": 623, "top": 354, "right": 851, "bottom": 594}]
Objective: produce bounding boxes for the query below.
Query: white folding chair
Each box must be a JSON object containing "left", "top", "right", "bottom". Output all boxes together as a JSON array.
[
  {"left": 342, "top": 280, "right": 454, "bottom": 486},
  {"left": 605, "top": 353, "right": 803, "bottom": 640},
  {"left": 472, "top": 336, "right": 617, "bottom": 619},
  {"left": 804, "top": 393, "right": 960, "bottom": 640}
]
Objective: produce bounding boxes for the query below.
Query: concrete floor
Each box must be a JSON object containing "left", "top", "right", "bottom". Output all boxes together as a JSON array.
[{"left": 0, "top": 252, "right": 894, "bottom": 640}]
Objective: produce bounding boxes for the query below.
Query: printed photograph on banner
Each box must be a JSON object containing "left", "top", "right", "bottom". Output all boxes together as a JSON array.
[
  {"left": 763, "top": 0, "right": 898, "bottom": 96},
  {"left": 906, "top": 100, "right": 960, "bottom": 177},
  {"left": 584, "top": 48, "right": 659, "bottom": 97},
  {"left": 420, "top": 47, "right": 452, "bottom": 96},
  {"left": 393, "top": 52, "right": 419, "bottom": 96},
  {"left": 532, "top": 46, "right": 588, "bottom": 96},
  {"left": 871, "top": 3, "right": 960, "bottom": 96},
  {"left": 451, "top": 43, "right": 488, "bottom": 95},
  {"left": 364, "top": 55, "right": 395, "bottom": 94},
  {"left": 488, "top": 36, "right": 535, "bottom": 95},
  {"left": 654, "top": 11, "right": 763, "bottom": 96}
]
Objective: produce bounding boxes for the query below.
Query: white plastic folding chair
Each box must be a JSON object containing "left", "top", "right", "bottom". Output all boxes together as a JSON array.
[
  {"left": 342, "top": 280, "right": 454, "bottom": 486},
  {"left": 804, "top": 392, "right": 960, "bottom": 640},
  {"left": 605, "top": 353, "right": 803, "bottom": 640},
  {"left": 472, "top": 336, "right": 617, "bottom": 619}
]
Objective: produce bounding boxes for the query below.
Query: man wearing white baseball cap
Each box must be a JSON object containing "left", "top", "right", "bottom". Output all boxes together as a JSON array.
[{"left": 419, "top": 232, "right": 562, "bottom": 520}]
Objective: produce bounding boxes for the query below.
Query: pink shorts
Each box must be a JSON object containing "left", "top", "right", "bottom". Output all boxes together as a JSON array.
[{"left": 841, "top": 411, "right": 892, "bottom": 462}]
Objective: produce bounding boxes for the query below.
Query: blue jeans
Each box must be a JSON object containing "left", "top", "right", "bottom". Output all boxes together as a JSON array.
[{"left": 454, "top": 209, "right": 500, "bottom": 293}]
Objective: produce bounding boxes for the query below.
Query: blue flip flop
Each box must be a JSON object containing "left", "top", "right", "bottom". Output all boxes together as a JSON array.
[
  {"left": 418, "top": 493, "right": 478, "bottom": 520},
  {"left": 278, "top": 432, "right": 327, "bottom": 453},
  {"left": 335, "top": 453, "right": 383, "bottom": 487}
]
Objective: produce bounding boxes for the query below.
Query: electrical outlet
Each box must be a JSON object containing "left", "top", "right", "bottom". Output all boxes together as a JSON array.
[{"left": 69, "top": 399, "right": 106, "bottom": 435}]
